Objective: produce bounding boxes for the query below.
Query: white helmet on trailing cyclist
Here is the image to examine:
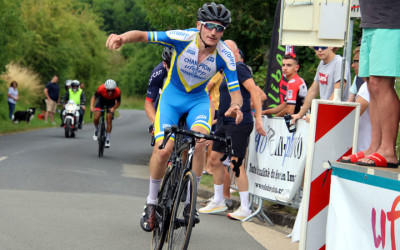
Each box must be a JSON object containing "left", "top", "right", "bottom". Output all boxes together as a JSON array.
[
  {"left": 65, "top": 80, "right": 72, "bottom": 90},
  {"left": 71, "top": 80, "right": 80, "bottom": 92},
  {"left": 105, "top": 79, "right": 116, "bottom": 90}
]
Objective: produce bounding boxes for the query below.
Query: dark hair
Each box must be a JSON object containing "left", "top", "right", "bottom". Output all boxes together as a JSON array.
[
  {"left": 283, "top": 54, "right": 298, "bottom": 64},
  {"left": 10, "top": 81, "right": 18, "bottom": 87}
]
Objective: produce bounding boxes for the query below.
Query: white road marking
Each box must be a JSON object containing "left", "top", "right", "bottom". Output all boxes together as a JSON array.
[{"left": 0, "top": 156, "right": 8, "bottom": 162}]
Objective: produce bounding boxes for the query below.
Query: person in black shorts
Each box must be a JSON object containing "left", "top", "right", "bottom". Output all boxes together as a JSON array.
[
  {"left": 90, "top": 79, "right": 121, "bottom": 148},
  {"left": 199, "top": 40, "right": 266, "bottom": 220}
]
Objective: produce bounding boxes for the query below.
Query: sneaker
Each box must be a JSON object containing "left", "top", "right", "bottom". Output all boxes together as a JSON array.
[
  {"left": 184, "top": 204, "right": 200, "bottom": 224},
  {"left": 140, "top": 203, "right": 156, "bottom": 232},
  {"left": 105, "top": 140, "right": 110, "bottom": 148},
  {"left": 93, "top": 131, "right": 98, "bottom": 141},
  {"left": 198, "top": 200, "right": 227, "bottom": 214},
  {"left": 227, "top": 206, "right": 251, "bottom": 221}
]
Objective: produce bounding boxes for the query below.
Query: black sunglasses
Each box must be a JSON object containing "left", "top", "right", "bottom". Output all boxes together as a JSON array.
[
  {"left": 107, "top": 89, "right": 115, "bottom": 93},
  {"left": 353, "top": 60, "right": 359, "bottom": 63},
  {"left": 201, "top": 21, "right": 226, "bottom": 32},
  {"left": 314, "top": 46, "right": 328, "bottom": 51}
]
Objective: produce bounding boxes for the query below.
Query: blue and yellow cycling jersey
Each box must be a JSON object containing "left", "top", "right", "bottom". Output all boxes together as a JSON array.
[{"left": 148, "top": 29, "right": 240, "bottom": 93}]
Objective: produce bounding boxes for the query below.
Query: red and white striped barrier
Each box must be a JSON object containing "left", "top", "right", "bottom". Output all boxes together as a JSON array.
[{"left": 299, "top": 99, "right": 360, "bottom": 250}]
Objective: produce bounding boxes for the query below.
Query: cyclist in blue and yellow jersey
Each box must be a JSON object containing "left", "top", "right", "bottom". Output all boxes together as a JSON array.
[{"left": 106, "top": 2, "right": 243, "bottom": 232}]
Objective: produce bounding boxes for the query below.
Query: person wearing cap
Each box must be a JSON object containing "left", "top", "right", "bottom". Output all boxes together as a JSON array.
[
  {"left": 263, "top": 53, "right": 307, "bottom": 117},
  {"left": 105, "top": 2, "right": 243, "bottom": 232}
]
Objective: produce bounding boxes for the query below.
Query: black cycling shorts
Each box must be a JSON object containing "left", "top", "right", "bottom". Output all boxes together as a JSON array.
[{"left": 95, "top": 96, "right": 116, "bottom": 112}]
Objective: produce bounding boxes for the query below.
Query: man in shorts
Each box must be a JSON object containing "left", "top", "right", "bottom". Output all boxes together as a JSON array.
[
  {"left": 44, "top": 75, "right": 60, "bottom": 125},
  {"left": 354, "top": 0, "right": 400, "bottom": 168},
  {"left": 199, "top": 40, "right": 266, "bottom": 220},
  {"left": 106, "top": 2, "right": 243, "bottom": 232},
  {"left": 90, "top": 79, "right": 121, "bottom": 148}
]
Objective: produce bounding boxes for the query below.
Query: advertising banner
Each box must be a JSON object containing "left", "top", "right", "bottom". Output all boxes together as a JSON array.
[
  {"left": 327, "top": 167, "right": 400, "bottom": 250},
  {"left": 246, "top": 117, "right": 309, "bottom": 201}
]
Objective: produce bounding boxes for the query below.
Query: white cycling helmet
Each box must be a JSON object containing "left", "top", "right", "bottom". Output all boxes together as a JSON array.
[{"left": 105, "top": 79, "right": 116, "bottom": 90}]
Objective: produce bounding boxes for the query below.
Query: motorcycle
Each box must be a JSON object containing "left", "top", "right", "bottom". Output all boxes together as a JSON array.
[{"left": 63, "top": 100, "right": 80, "bottom": 138}]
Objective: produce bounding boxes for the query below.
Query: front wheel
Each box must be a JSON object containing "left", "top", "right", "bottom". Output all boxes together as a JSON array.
[
  {"left": 98, "top": 122, "right": 105, "bottom": 157},
  {"left": 168, "top": 170, "right": 197, "bottom": 250},
  {"left": 65, "top": 119, "right": 72, "bottom": 138}
]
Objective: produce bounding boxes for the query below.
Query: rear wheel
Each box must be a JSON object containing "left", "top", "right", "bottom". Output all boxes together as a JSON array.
[
  {"left": 152, "top": 165, "right": 174, "bottom": 250},
  {"left": 65, "top": 119, "right": 72, "bottom": 138},
  {"left": 168, "top": 170, "right": 197, "bottom": 250}
]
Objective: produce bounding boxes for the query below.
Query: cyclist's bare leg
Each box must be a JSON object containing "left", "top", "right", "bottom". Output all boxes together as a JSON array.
[
  {"left": 106, "top": 112, "right": 113, "bottom": 134},
  {"left": 209, "top": 150, "right": 225, "bottom": 185},
  {"left": 191, "top": 126, "right": 209, "bottom": 178},
  {"left": 93, "top": 111, "right": 100, "bottom": 127},
  {"left": 149, "top": 139, "right": 174, "bottom": 179}
]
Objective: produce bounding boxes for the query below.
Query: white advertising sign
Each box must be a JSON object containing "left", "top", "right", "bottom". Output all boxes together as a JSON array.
[
  {"left": 327, "top": 168, "right": 400, "bottom": 250},
  {"left": 246, "top": 117, "right": 309, "bottom": 201}
]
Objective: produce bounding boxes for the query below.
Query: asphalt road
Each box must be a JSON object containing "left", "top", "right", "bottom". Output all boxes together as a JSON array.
[{"left": 0, "top": 109, "right": 267, "bottom": 250}]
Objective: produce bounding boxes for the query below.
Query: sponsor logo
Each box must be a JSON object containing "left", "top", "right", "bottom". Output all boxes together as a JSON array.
[
  {"left": 371, "top": 195, "right": 400, "bottom": 249},
  {"left": 319, "top": 73, "right": 329, "bottom": 85},
  {"left": 168, "top": 30, "right": 189, "bottom": 39},
  {"left": 207, "top": 57, "right": 214, "bottom": 62},
  {"left": 196, "top": 115, "right": 207, "bottom": 120},
  {"left": 187, "top": 48, "right": 196, "bottom": 55},
  {"left": 162, "top": 123, "right": 171, "bottom": 129},
  {"left": 221, "top": 48, "right": 235, "bottom": 68},
  {"left": 184, "top": 58, "right": 197, "bottom": 65}
]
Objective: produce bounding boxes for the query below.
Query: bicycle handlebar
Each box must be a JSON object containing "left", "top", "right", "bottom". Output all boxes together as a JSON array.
[{"left": 159, "top": 125, "right": 233, "bottom": 162}]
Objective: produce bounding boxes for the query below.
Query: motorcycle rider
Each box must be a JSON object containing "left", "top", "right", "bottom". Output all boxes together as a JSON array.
[
  {"left": 60, "top": 80, "right": 86, "bottom": 129},
  {"left": 90, "top": 79, "right": 121, "bottom": 148}
]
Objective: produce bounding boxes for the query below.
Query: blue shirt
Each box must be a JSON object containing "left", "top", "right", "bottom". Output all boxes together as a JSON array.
[
  {"left": 147, "top": 29, "right": 240, "bottom": 94},
  {"left": 45, "top": 81, "right": 60, "bottom": 101}
]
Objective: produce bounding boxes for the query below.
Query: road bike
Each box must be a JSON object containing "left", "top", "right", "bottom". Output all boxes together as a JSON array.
[
  {"left": 151, "top": 125, "right": 232, "bottom": 250},
  {"left": 94, "top": 109, "right": 106, "bottom": 158}
]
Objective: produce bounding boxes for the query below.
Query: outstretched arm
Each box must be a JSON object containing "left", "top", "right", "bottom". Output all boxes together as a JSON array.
[{"left": 106, "top": 31, "right": 148, "bottom": 50}]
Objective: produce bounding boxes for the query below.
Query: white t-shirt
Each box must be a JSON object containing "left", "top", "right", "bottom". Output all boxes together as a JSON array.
[
  {"left": 314, "top": 55, "right": 351, "bottom": 101},
  {"left": 356, "top": 82, "right": 371, "bottom": 152}
]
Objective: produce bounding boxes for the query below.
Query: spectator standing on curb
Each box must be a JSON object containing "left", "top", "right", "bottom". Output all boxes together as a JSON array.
[
  {"left": 262, "top": 54, "right": 307, "bottom": 116},
  {"left": 44, "top": 75, "right": 60, "bottom": 125},
  {"left": 7, "top": 81, "right": 19, "bottom": 120},
  {"left": 291, "top": 47, "right": 351, "bottom": 123},
  {"left": 354, "top": 0, "right": 400, "bottom": 168},
  {"left": 199, "top": 40, "right": 266, "bottom": 220}
]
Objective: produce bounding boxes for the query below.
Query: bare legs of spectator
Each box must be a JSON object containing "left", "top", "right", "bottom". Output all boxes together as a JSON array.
[{"left": 358, "top": 76, "right": 399, "bottom": 165}]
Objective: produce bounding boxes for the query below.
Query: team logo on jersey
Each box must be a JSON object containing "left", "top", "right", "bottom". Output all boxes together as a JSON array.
[
  {"left": 187, "top": 48, "right": 196, "bottom": 55},
  {"left": 207, "top": 57, "right": 214, "bottom": 62},
  {"left": 319, "top": 73, "right": 329, "bottom": 85},
  {"left": 287, "top": 89, "right": 293, "bottom": 99},
  {"left": 167, "top": 30, "right": 190, "bottom": 40}
]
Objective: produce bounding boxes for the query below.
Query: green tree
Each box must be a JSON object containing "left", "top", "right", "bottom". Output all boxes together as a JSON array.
[{"left": 0, "top": 0, "right": 24, "bottom": 74}]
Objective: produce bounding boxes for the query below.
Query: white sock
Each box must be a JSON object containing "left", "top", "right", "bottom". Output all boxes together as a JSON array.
[
  {"left": 106, "top": 133, "right": 110, "bottom": 140},
  {"left": 94, "top": 125, "right": 99, "bottom": 132},
  {"left": 213, "top": 184, "right": 224, "bottom": 204},
  {"left": 239, "top": 191, "right": 250, "bottom": 212},
  {"left": 147, "top": 177, "right": 161, "bottom": 205}
]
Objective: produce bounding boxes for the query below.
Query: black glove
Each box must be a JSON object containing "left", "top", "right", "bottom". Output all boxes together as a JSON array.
[{"left": 148, "top": 124, "right": 154, "bottom": 134}]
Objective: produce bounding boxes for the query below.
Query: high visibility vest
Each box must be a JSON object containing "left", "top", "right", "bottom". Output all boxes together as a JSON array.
[{"left": 68, "top": 88, "right": 82, "bottom": 105}]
